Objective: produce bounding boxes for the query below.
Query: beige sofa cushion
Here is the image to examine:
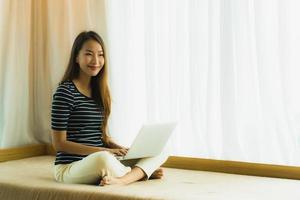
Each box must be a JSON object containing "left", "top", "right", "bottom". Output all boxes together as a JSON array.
[{"left": 1, "top": 156, "right": 300, "bottom": 200}]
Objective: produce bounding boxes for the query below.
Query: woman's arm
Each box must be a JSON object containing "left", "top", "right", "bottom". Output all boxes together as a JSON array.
[
  {"left": 105, "top": 136, "right": 129, "bottom": 150},
  {"left": 52, "top": 130, "right": 127, "bottom": 156}
]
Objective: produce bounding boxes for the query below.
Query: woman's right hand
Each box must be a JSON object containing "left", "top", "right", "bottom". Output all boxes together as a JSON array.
[{"left": 107, "top": 148, "right": 128, "bottom": 156}]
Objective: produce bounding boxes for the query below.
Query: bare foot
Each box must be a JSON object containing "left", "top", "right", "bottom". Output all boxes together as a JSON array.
[
  {"left": 149, "top": 168, "right": 164, "bottom": 179},
  {"left": 99, "top": 176, "right": 124, "bottom": 186}
]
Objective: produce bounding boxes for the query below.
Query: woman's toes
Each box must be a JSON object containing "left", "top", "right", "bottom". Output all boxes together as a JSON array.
[
  {"left": 99, "top": 176, "right": 108, "bottom": 186},
  {"left": 99, "top": 176, "right": 124, "bottom": 186},
  {"left": 150, "top": 168, "right": 164, "bottom": 179}
]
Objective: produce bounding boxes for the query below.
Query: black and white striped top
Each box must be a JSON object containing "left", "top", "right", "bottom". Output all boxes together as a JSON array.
[{"left": 51, "top": 80, "right": 105, "bottom": 165}]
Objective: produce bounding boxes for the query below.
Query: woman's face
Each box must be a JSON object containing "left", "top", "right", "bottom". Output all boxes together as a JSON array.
[{"left": 76, "top": 39, "right": 105, "bottom": 77}]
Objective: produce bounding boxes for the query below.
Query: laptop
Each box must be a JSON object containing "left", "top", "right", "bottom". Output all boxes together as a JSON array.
[{"left": 116, "top": 122, "right": 177, "bottom": 160}]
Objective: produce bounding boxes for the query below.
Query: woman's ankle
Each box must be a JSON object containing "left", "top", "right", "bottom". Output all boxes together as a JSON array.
[{"left": 119, "top": 166, "right": 146, "bottom": 184}]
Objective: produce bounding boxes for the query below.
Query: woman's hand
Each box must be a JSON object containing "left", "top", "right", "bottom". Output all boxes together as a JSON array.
[
  {"left": 119, "top": 146, "right": 129, "bottom": 151},
  {"left": 108, "top": 148, "right": 128, "bottom": 156}
]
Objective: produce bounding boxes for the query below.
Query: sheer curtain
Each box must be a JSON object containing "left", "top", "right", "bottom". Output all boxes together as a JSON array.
[
  {"left": 0, "top": 0, "right": 108, "bottom": 148},
  {"left": 106, "top": 0, "right": 300, "bottom": 166}
]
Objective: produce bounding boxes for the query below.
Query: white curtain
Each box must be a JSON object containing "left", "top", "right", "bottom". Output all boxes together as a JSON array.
[
  {"left": 0, "top": 0, "right": 108, "bottom": 148},
  {"left": 106, "top": 0, "right": 300, "bottom": 166}
]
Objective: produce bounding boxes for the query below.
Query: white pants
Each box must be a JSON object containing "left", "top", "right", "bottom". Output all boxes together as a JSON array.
[{"left": 54, "top": 151, "right": 169, "bottom": 184}]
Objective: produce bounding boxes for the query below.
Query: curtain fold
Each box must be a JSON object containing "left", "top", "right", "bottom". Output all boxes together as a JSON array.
[{"left": 0, "top": 0, "right": 34, "bottom": 147}]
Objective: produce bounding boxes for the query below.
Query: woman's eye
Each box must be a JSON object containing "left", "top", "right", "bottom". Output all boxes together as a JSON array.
[
  {"left": 85, "top": 53, "right": 92, "bottom": 56},
  {"left": 98, "top": 54, "right": 104, "bottom": 57}
]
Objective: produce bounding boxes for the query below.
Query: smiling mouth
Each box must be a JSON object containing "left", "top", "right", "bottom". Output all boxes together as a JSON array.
[{"left": 88, "top": 65, "right": 100, "bottom": 70}]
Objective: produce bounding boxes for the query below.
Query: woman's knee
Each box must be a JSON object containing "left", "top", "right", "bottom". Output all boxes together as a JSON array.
[
  {"left": 85, "top": 151, "right": 130, "bottom": 176},
  {"left": 87, "top": 151, "right": 115, "bottom": 166}
]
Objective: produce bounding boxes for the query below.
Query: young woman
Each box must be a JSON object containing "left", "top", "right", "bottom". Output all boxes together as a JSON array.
[{"left": 51, "top": 31, "right": 168, "bottom": 186}]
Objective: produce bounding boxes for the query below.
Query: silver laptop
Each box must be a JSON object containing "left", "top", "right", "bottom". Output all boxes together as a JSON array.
[{"left": 116, "top": 122, "right": 177, "bottom": 160}]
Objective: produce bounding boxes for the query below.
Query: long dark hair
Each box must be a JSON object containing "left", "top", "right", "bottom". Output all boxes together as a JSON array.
[{"left": 61, "top": 31, "right": 111, "bottom": 143}]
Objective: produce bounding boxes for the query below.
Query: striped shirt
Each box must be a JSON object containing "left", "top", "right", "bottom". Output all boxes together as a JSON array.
[{"left": 51, "top": 80, "right": 105, "bottom": 165}]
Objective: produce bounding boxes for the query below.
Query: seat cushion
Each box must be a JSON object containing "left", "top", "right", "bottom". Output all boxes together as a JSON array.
[{"left": 1, "top": 156, "right": 300, "bottom": 200}]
